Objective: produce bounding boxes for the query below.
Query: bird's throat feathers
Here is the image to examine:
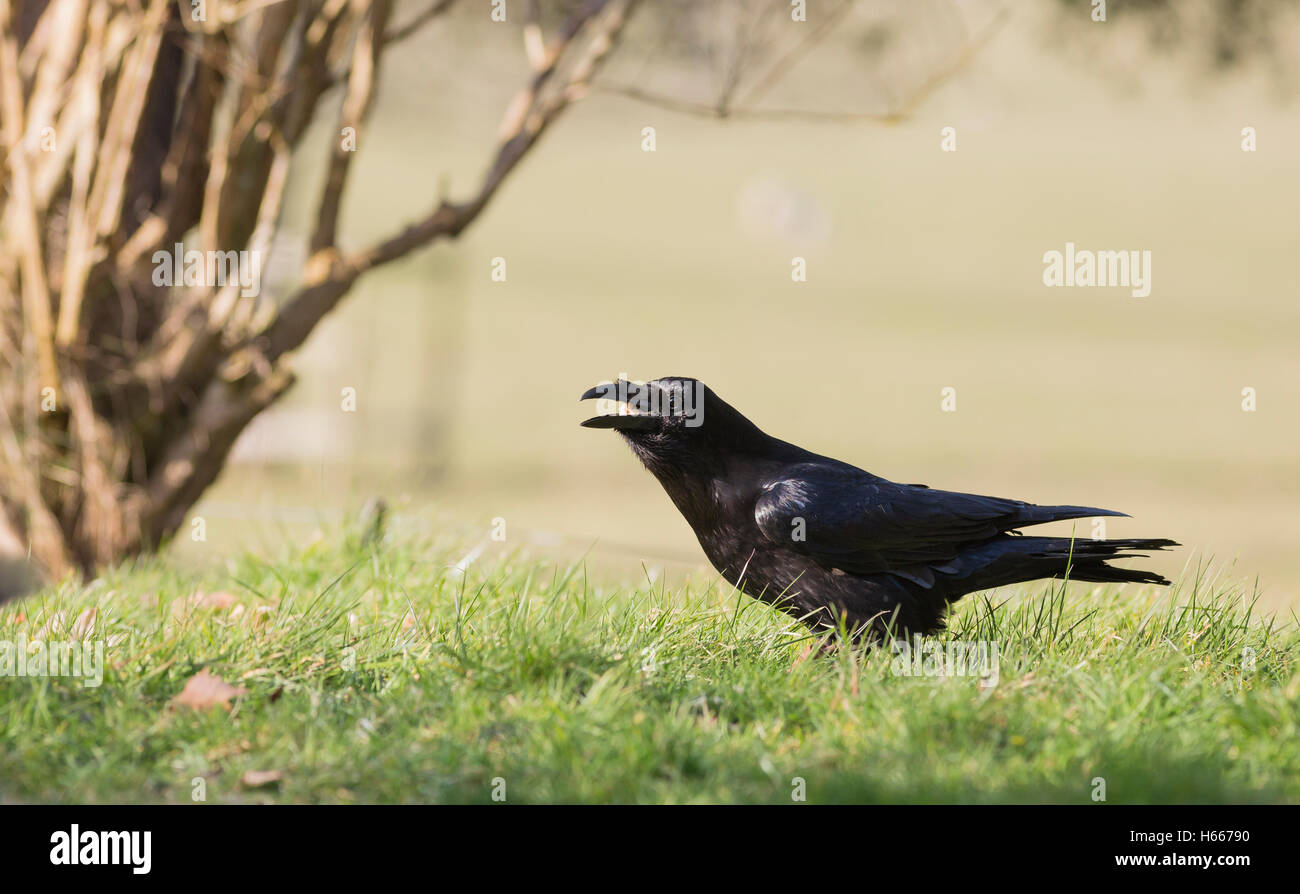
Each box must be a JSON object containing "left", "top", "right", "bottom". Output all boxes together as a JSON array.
[{"left": 620, "top": 421, "right": 777, "bottom": 526}]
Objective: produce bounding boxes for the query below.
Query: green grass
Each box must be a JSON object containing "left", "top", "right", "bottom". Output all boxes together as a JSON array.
[{"left": 2, "top": 525, "right": 1297, "bottom": 804}]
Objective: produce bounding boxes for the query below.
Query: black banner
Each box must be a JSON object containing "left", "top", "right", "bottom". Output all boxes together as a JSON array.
[{"left": 2, "top": 804, "right": 1283, "bottom": 880}]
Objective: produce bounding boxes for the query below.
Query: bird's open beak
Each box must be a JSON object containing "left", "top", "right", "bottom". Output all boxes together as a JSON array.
[{"left": 579, "top": 382, "right": 661, "bottom": 431}]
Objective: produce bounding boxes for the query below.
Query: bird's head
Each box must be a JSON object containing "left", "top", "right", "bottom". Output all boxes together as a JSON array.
[{"left": 580, "top": 377, "right": 764, "bottom": 477}]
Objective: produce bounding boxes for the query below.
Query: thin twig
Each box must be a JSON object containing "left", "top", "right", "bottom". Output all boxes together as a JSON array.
[
  {"left": 0, "top": 2, "right": 60, "bottom": 393},
  {"left": 262, "top": 0, "right": 642, "bottom": 362}
]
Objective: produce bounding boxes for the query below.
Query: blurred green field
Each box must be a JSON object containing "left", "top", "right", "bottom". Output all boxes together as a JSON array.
[{"left": 193, "top": 7, "right": 1299, "bottom": 610}]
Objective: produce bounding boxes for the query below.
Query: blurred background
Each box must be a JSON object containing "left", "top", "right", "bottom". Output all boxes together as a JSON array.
[{"left": 188, "top": 0, "right": 1299, "bottom": 609}]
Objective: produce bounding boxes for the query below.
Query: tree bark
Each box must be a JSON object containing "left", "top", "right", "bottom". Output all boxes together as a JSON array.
[{"left": 0, "top": 0, "right": 642, "bottom": 592}]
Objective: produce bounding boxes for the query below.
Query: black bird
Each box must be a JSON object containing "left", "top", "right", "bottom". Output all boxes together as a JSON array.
[{"left": 581, "top": 377, "right": 1177, "bottom": 640}]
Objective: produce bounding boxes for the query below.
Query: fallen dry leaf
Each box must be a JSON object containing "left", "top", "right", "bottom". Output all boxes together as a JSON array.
[
  {"left": 240, "top": 769, "right": 283, "bottom": 788},
  {"left": 190, "top": 591, "right": 238, "bottom": 610},
  {"left": 249, "top": 606, "right": 275, "bottom": 628},
  {"left": 35, "top": 610, "right": 66, "bottom": 639},
  {"left": 172, "top": 670, "right": 249, "bottom": 710},
  {"left": 69, "top": 606, "right": 97, "bottom": 639}
]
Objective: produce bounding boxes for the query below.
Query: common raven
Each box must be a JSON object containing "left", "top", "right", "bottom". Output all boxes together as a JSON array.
[{"left": 581, "top": 377, "right": 1177, "bottom": 640}]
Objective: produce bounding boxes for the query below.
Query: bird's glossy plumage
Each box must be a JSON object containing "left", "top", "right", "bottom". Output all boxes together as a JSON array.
[{"left": 582, "top": 377, "right": 1178, "bottom": 640}]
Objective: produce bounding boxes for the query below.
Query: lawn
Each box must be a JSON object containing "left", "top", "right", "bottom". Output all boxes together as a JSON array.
[{"left": 2, "top": 524, "right": 1296, "bottom": 804}]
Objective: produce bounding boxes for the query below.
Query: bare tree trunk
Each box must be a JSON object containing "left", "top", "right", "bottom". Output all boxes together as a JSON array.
[{"left": 0, "top": 0, "right": 641, "bottom": 589}]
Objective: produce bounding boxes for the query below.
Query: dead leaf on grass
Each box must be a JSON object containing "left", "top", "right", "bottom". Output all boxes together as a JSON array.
[
  {"left": 172, "top": 670, "right": 248, "bottom": 710},
  {"left": 241, "top": 769, "right": 283, "bottom": 788}
]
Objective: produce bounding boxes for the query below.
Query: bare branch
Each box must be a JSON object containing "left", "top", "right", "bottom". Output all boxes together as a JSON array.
[
  {"left": 0, "top": 397, "right": 73, "bottom": 577},
  {"left": 263, "top": 0, "right": 642, "bottom": 363},
  {"left": 523, "top": 0, "right": 545, "bottom": 70},
  {"left": 310, "top": 0, "right": 391, "bottom": 256},
  {"left": 600, "top": 3, "right": 1008, "bottom": 124},
  {"left": 30, "top": 6, "right": 134, "bottom": 210},
  {"left": 53, "top": 0, "right": 107, "bottom": 347},
  {"left": 84, "top": 0, "right": 170, "bottom": 241},
  {"left": 0, "top": 1, "right": 59, "bottom": 393},
  {"left": 116, "top": 28, "right": 229, "bottom": 271},
  {"left": 22, "top": 0, "right": 88, "bottom": 197},
  {"left": 731, "top": 0, "right": 855, "bottom": 111},
  {"left": 134, "top": 363, "right": 296, "bottom": 543},
  {"left": 64, "top": 373, "right": 131, "bottom": 567}
]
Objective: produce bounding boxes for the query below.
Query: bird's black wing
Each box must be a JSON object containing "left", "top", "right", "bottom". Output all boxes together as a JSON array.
[{"left": 753, "top": 463, "right": 1123, "bottom": 580}]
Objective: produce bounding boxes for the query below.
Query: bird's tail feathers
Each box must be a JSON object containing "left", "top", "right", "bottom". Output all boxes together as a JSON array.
[
  {"left": 966, "top": 535, "right": 1179, "bottom": 589},
  {"left": 1024, "top": 536, "right": 1178, "bottom": 585}
]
